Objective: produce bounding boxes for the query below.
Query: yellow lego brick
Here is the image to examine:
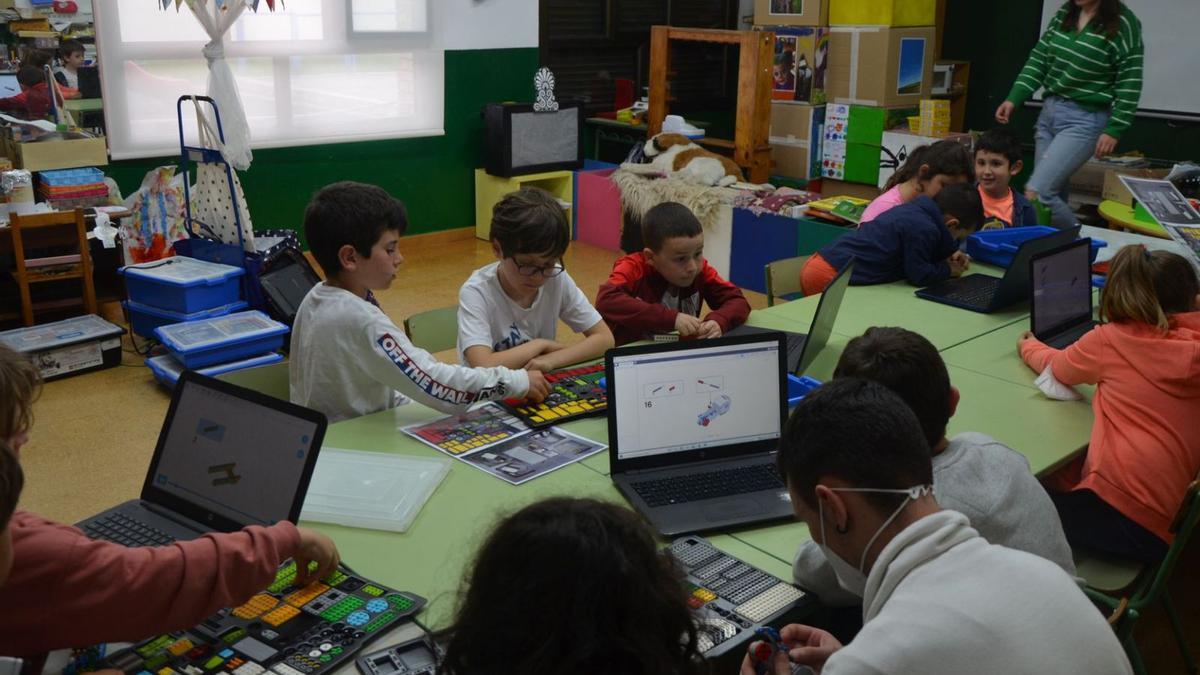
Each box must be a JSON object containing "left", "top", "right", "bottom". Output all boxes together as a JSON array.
[
  {"left": 262, "top": 603, "right": 301, "bottom": 627},
  {"left": 232, "top": 593, "right": 277, "bottom": 619},
  {"left": 284, "top": 582, "right": 329, "bottom": 607},
  {"left": 167, "top": 639, "right": 194, "bottom": 656}
]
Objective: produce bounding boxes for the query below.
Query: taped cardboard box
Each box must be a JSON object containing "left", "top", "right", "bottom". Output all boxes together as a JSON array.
[
  {"left": 878, "top": 130, "right": 972, "bottom": 189},
  {"left": 770, "top": 104, "right": 825, "bottom": 180},
  {"left": 827, "top": 26, "right": 936, "bottom": 108},
  {"left": 830, "top": 0, "right": 936, "bottom": 26},
  {"left": 764, "top": 27, "right": 831, "bottom": 105},
  {"left": 2, "top": 132, "right": 108, "bottom": 172},
  {"left": 754, "top": 0, "right": 829, "bottom": 27},
  {"left": 1102, "top": 168, "right": 1171, "bottom": 206}
]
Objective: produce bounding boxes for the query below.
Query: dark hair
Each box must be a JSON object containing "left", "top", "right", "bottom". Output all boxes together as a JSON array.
[
  {"left": 303, "top": 181, "right": 408, "bottom": 277},
  {"left": 0, "top": 443, "right": 22, "bottom": 532},
  {"left": 58, "top": 39, "right": 85, "bottom": 59},
  {"left": 0, "top": 345, "right": 41, "bottom": 446},
  {"left": 642, "top": 202, "right": 702, "bottom": 252},
  {"left": 777, "top": 378, "right": 932, "bottom": 512},
  {"left": 834, "top": 327, "right": 950, "bottom": 448},
  {"left": 883, "top": 139, "right": 974, "bottom": 191},
  {"left": 1061, "top": 0, "right": 1122, "bottom": 39},
  {"left": 975, "top": 127, "right": 1023, "bottom": 166},
  {"left": 438, "top": 497, "right": 703, "bottom": 675},
  {"left": 933, "top": 182, "right": 985, "bottom": 232},
  {"left": 1101, "top": 245, "right": 1200, "bottom": 333},
  {"left": 16, "top": 66, "right": 42, "bottom": 89},
  {"left": 22, "top": 50, "right": 53, "bottom": 70},
  {"left": 490, "top": 187, "right": 570, "bottom": 259}
]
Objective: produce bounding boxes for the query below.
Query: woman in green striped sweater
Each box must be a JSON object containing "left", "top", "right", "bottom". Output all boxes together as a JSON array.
[{"left": 996, "top": 0, "right": 1143, "bottom": 228}]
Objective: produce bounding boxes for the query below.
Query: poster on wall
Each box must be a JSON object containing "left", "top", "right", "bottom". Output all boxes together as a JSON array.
[
  {"left": 770, "top": 0, "right": 804, "bottom": 15},
  {"left": 897, "top": 38, "right": 926, "bottom": 96},
  {"left": 773, "top": 34, "right": 799, "bottom": 97},
  {"left": 771, "top": 27, "right": 829, "bottom": 103}
]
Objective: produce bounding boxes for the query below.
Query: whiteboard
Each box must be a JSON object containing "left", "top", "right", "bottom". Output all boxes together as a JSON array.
[{"left": 1037, "top": 0, "right": 1200, "bottom": 120}]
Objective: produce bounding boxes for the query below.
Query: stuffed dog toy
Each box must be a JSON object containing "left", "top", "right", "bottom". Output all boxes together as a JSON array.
[{"left": 643, "top": 133, "right": 744, "bottom": 187}]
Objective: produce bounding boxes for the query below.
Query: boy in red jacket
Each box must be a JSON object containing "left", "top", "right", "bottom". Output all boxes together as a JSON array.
[
  {"left": 597, "top": 201, "right": 750, "bottom": 345},
  {"left": 0, "top": 66, "right": 52, "bottom": 119}
]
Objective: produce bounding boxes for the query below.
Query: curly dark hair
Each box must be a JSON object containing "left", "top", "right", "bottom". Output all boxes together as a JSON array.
[{"left": 437, "top": 497, "right": 704, "bottom": 675}]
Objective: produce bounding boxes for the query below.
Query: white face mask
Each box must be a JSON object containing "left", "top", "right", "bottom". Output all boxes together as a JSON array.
[{"left": 816, "top": 484, "right": 934, "bottom": 597}]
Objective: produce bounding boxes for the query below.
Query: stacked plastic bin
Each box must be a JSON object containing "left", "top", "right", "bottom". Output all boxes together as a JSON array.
[{"left": 119, "top": 257, "right": 288, "bottom": 388}]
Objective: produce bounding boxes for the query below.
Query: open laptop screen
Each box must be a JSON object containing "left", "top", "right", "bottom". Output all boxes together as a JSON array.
[
  {"left": 610, "top": 338, "right": 783, "bottom": 462},
  {"left": 145, "top": 373, "right": 323, "bottom": 529},
  {"left": 1032, "top": 239, "right": 1092, "bottom": 337}
]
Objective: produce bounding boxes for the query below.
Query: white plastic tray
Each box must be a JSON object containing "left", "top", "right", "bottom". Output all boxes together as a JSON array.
[{"left": 300, "top": 448, "right": 450, "bottom": 533}]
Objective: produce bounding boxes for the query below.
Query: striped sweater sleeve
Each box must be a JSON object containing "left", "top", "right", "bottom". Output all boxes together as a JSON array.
[
  {"left": 1105, "top": 11, "right": 1144, "bottom": 137},
  {"left": 1006, "top": 9, "right": 1062, "bottom": 107}
]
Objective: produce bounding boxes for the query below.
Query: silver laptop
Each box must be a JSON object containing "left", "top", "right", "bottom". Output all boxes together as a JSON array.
[
  {"left": 1031, "top": 237, "right": 1099, "bottom": 349},
  {"left": 606, "top": 333, "right": 793, "bottom": 537},
  {"left": 76, "top": 371, "right": 327, "bottom": 545}
]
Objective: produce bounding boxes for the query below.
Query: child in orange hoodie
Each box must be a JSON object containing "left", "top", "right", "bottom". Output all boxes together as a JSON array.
[{"left": 1018, "top": 245, "right": 1200, "bottom": 563}]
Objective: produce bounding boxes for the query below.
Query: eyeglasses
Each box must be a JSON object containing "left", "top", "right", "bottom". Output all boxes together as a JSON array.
[{"left": 511, "top": 258, "right": 566, "bottom": 278}]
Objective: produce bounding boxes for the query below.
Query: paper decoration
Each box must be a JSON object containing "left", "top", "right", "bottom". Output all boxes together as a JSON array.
[{"left": 533, "top": 67, "right": 559, "bottom": 113}]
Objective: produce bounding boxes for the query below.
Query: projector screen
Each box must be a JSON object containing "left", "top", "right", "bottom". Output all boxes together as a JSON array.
[{"left": 1037, "top": 0, "right": 1200, "bottom": 120}]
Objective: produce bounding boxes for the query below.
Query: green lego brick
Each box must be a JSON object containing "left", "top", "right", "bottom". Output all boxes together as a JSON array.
[
  {"left": 364, "top": 610, "right": 398, "bottom": 633},
  {"left": 320, "top": 595, "right": 365, "bottom": 622},
  {"left": 361, "top": 585, "right": 385, "bottom": 597}
]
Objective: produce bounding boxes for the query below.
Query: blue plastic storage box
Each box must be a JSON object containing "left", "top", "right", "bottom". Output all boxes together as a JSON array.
[
  {"left": 787, "top": 374, "right": 822, "bottom": 407},
  {"left": 120, "top": 257, "right": 244, "bottom": 314},
  {"left": 123, "top": 299, "right": 249, "bottom": 339},
  {"left": 155, "top": 310, "right": 289, "bottom": 368},
  {"left": 966, "top": 227, "right": 1106, "bottom": 268},
  {"left": 145, "top": 351, "right": 284, "bottom": 389}
]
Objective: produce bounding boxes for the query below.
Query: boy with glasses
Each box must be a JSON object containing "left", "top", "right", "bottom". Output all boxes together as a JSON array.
[
  {"left": 597, "top": 201, "right": 750, "bottom": 345},
  {"left": 290, "top": 181, "right": 549, "bottom": 423},
  {"left": 458, "top": 187, "right": 614, "bottom": 371}
]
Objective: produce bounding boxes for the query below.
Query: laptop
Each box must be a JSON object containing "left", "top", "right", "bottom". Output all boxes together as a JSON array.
[
  {"left": 1030, "top": 237, "right": 1099, "bottom": 349},
  {"left": 76, "top": 66, "right": 101, "bottom": 99},
  {"left": 915, "top": 226, "right": 1081, "bottom": 313},
  {"left": 606, "top": 332, "right": 793, "bottom": 536},
  {"left": 0, "top": 74, "right": 19, "bottom": 97},
  {"left": 76, "top": 371, "right": 327, "bottom": 546},
  {"left": 725, "top": 258, "right": 855, "bottom": 374}
]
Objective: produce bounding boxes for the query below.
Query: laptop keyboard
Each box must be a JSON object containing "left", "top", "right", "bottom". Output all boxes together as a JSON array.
[
  {"left": 939, "top": 276, "right": 999, "bottom": 307},
  {"left": 82, "top": 511, "right": 176, "bottom": 547},
  {"left": 631, "top": 464, "right": 785, "bottom": 507}
]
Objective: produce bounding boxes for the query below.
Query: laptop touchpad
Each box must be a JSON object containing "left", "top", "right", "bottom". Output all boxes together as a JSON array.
[{"left": 704, "top": 497, "right": 761, "bottom": 521}]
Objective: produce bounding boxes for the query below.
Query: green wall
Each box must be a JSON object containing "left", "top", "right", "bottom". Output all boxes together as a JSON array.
[
  {"left": 105, "top": 48, "right": 539, "bottom": 241},
  {"left": 943, "top": 0, "right": 1200, "bottom": 164}
]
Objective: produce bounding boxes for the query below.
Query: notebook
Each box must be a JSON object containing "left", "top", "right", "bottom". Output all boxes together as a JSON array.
[
  {"left": 1031, "top": 237, "right": 1099, "bottom": 349},
  {"left": 606, "top": 333, "right": 792, "bottom": 536},
  {"left": 76, "top": 371, "right": 327, "bottom": 545}
]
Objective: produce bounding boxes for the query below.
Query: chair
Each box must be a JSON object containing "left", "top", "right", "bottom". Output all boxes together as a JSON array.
[
  {"left": 1076, "top": 478, "right": 1200, "bottom": 675},
  {"left": 763, "top": 255, "right": 809, "bottom": 307},
  {"left": 9, "top": 209, "right": 97, "bottom": 326},
  {"left": 403, "top": 306, "right": 459, "bottom": 354}
]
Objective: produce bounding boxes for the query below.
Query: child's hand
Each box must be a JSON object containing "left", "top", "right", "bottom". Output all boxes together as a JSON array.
[
  {"left": 947, "top": 251, "right": 971, "bottom": 277},
  {"left": 525, "top": 355, "right": 556, "bottom": 373},
  {"left": 1017, "top": 330, "right": 1038, "bottom": 348},
  {"left": 293, "top": 527, "right": 340, "bottom": 587},
  {"left": 525, "top": 370, "right": 551, "bottom": 402},
  {"left": 780, "top": 624, "right": 843, "bottom": 669},
  {"left": 675, "top": 313, "right": 703, "bottom": 337},
  {"left": 698, "top": 320, "right": 723, "bottom": 339}
]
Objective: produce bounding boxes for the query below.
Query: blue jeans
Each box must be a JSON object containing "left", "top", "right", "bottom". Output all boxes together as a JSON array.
[{"left": 1027, "top": 96, "right": 1111, "bottom": 228}]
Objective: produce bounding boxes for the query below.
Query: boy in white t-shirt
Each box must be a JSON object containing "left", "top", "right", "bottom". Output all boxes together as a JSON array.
[
  {"left": 289, "top": 182, "right": 549, "bottom": 423},
  {"left": 458, "top": 187, "right": 614, "bottom": 371}
]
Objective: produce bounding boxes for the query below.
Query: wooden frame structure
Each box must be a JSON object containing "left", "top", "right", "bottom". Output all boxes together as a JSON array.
[{"left": 647, "top": 26, "right": 774, "bottom": 183}]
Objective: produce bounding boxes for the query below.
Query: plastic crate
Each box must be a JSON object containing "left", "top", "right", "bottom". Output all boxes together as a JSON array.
[
  {"left": 155, "top": 310, "right": 289, "bottom": 368},
  {"left": 120, "top": 256, "right": 244, "bottom": 314},
  {"left": 965, "top": 227, "right": 1107, "bottom": 268},
  {"left": 0, "top": 315, "right": 123, "bottom": 380},
  {"left": 123, "top": 299, "right": 249, "bottom": 339},
  {"left": 145, "top": 351, "right": 284, "bottom": 389},
  {"left": 787, "top": 374, "right": 822, "bottom": 407}
]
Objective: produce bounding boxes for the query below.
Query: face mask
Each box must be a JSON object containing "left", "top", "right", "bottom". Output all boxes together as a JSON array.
[{"left": 816, "top": 484, "right": 934, "bottom": 597}]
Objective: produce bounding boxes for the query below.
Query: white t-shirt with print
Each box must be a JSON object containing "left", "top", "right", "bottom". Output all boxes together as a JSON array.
[{"left": 457, "top": 262, "right": 603, "bottom": 363}]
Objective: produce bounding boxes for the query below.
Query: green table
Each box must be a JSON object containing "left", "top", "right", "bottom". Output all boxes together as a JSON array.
[
  {"left": 1098, "top": 199, "right": 1170, "bottom": 239},
  {"left": 64, "top": 97, "right": 103, "bottom": 112}
]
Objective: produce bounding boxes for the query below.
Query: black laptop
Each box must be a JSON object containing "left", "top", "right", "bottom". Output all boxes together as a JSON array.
[
  {"left": 76, "top": 66, "right": 101, "bottom": 99},
  {"left": 76, "top": 371, "right": 327, "bottom": 546},
  {"left": 606, "top": 332, "right": 793, "bottom": 537},
  {"left": 726, "top": 259, "right": 854, "bottom": 374},
  {"left": 1031, "top": 237, "right": 1100, "bottom": 349},
  {"left": 915, "top": 226, "right": 1081, "bottom": 313}
]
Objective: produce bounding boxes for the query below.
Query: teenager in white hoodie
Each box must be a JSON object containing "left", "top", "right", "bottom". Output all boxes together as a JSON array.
[{"left": 746, "top": 379, "right": 1131, "bottom": 675}]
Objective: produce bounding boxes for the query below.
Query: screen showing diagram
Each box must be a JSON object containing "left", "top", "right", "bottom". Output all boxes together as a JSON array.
[
  {"left": 152, "top": 381, "right": 320, "bottom": 526},
  {"left": 612, "top": 341, "right": 783, "bottom": 460}
]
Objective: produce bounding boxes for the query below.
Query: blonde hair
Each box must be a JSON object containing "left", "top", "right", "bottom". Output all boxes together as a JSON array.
[
  {"left": 0, "top": 345, "right": 41, "bottom": 443},
  {"left": 1101, "top": 245, "right": 1200, "bottom": 333}
]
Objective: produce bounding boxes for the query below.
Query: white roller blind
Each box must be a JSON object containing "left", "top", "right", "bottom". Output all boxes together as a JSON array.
[{"left": 94, "top": 0, "right": 443, "bottom": 160}]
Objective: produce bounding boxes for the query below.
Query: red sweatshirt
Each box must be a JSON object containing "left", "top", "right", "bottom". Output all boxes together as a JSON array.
[
  {"left": 1020, "top": 312, "right": 1200, "bottom": 542},
  {"left": 0, "top": 511, "right": 301, "bottom": 667},
  {"left": 0, "top": 83, "right": 52, "bottom": 119},
  {"left": 596, "top": 253, "right": 751, "bottom": 345}
]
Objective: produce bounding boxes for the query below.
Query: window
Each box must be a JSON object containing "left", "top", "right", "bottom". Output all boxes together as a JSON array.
[{"left": 94, "top": 0, "right": 442, "bottom": 160}]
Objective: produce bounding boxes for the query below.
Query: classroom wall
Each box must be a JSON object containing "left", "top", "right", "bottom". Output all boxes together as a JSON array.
[
  {"left": 105, "top": 48, "right": 539, "bottom": 240},
  {"left": 942, "top": 0, "right": 1200, "bottom": 163}
]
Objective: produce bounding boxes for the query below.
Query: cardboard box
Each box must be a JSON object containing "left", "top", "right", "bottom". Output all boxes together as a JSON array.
[
  {"left": 764, "top": 27, "right": 830, "bottom": 105},
  {"left": 827, "top": 26, "right": 936, "bottom": 108},
  {"left": 821, "top": 103, "right": 916, "bottom": 184},
  {"left": 1067, "top": 159, "right": 1143, "bottom": 199},
  {"left": 2, "top": 135, "right": 108, "bottom": 172},
  {"left": 830, "top": 0, "right": 936, "bottom": 26},
  {"left": 754, "top": 0, "right": 829, "bottom": 27},
  {"left": 877, "top": 130, "right": 973, "bottom": 189},
  {"left": 820, "top": 178, "right": 881, "bottom": 201},
  {"left": 770, "top": 103, "right": 825, "bottom": 180},
  {"left": 1102, "top": 168, "right": 1172, "bottom": 206}
]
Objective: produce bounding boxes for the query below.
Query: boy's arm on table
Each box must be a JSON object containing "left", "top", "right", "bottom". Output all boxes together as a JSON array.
[
  {"left": 902, "top": 229, "right": 952, "bottom": 286},
  {"left": 698, "top": 262, "right": 751, "bottom": 333},
  {"left": 525, "top": 320, "right": 614, "bottom": 372},
  {"left": 595, "top": 270, "right": 678, "bottom": 336}
]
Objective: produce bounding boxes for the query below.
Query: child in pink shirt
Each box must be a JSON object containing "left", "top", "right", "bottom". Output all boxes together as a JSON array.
[
  {"left": 860, "top": 139, "right": 974, "bottom": 224},
  {"left": 1019, "top": 245, "right": 1200, "bottom": 563}
]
